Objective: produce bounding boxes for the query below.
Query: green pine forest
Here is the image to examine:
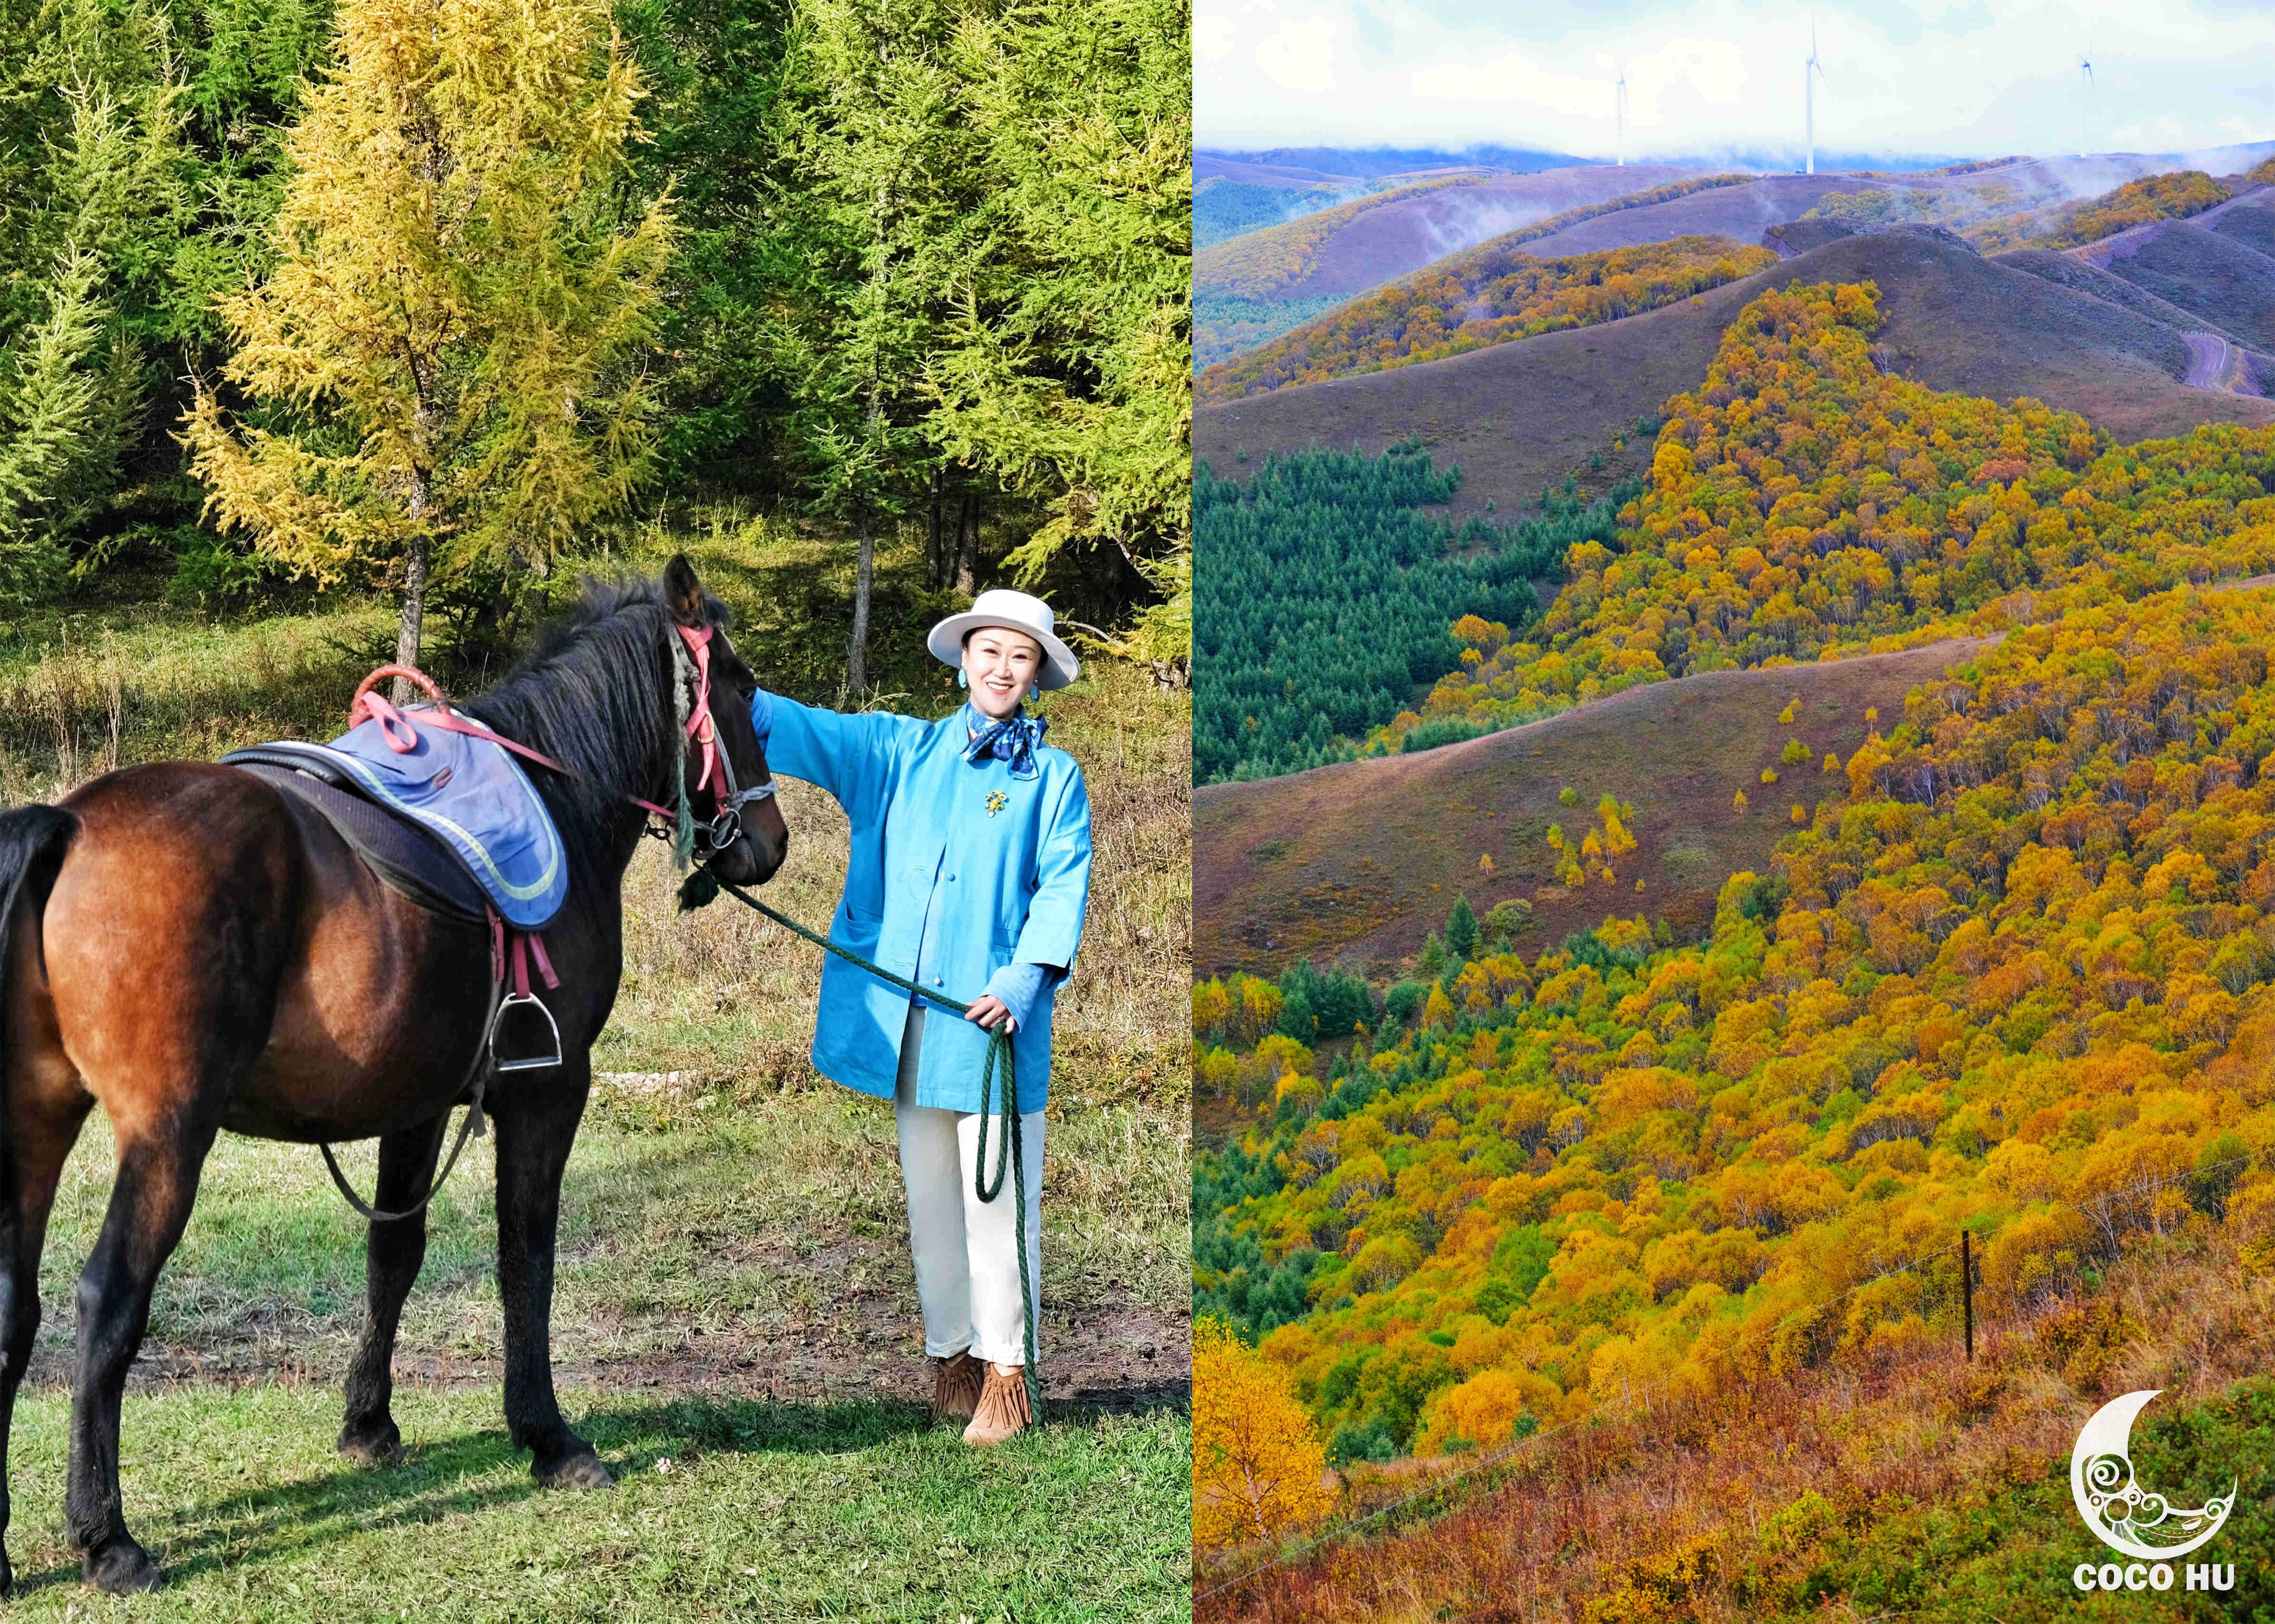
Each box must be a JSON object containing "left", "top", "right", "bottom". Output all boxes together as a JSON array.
[
  {"left": 1194, "top": 444, "right": 1636, "bottom": 782},
  {"left": 0, "top": 0, "right": 1190, "bottom": 678}
]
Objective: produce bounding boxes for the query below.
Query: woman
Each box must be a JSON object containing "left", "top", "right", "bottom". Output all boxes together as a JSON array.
[{"left": 751, "top": 589, "right": 1091, "bottom": 1446}]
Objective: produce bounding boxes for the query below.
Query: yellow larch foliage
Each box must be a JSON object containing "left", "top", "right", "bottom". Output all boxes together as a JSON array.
[
  {"left": 1193, "top": 1317, "right": 1333, "bottom": 1549},
  {"left": 181, "top": 0, "right": 673, "bottom": 672}
]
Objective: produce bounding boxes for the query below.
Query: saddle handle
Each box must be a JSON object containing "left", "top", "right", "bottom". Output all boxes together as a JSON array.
[{"left": 350, "top": 663, "right": 451, "bottom": 720}]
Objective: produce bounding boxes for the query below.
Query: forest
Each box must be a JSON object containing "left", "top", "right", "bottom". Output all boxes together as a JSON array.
[
  {"left": 1798, "top": 163, "right": 2261, "bottom": 252},
  {"left": 1195, "top": 581, "right": 2275, "bottom": 1475},
  {"left": 1963, "top": 165, "right": 2241, "bottom": 252},
  {"left": 1196, "top": 235, "right": 1779, "bottom": 405},
  {"left": 1368, "top": 277, "right": 2275, "bottom": 753},
  {"left": 1193, "top": 444, "right": 1633, "bottom": 782},
  {"left": 1194, "top": 179, "right": 1355, "bottom": 251},
  {"left": 0, "top": 0, "right": 1191, "bottom": 679}
]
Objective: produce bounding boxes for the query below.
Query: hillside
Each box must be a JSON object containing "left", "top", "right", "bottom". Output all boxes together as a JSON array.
[
  {"left": 2093, "top": 215, "right": 2275, "bottom": 356},
  {"left": 1193, "top": 165, "right": 1721, "bottom": 372},
  {"left": 1192, "top": 580, "right": 2275, "bottom": 1480},
  {"left": 1454, "top": 154, "right": 2242, "bottom": 262},
  {"left": 1193, "top": 635, "right": 1994, "bottom": 977},
  {"left": 1199, "top": 1249, "right": 2275, "bottom": 1621},
  {"left": 1513, "top": 173, "right": 1887, "bottom": 257},
  {"left": 1197, "top": 229, "right": 2275, "bottom": 525},
  {"left": 1197, "top": 235, "right": 1778, "bottom": 404},
  {"left": 1993, "top": 244, "right": 2259, "bottom": 346}
]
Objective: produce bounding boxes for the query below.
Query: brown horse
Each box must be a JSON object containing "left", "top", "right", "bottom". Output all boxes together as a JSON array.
[{"left": 0, "top": 555, "right": 785, "bottom": 1593}]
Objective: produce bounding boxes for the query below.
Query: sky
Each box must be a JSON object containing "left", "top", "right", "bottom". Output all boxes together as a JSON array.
[{"left": 1195, "top": 0, "right": 2275, "bottom": 162}]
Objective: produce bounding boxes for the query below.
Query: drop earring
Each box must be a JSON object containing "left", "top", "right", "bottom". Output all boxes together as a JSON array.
[{"left": 957, "top": 669, "right": 968, "bottom": 689}]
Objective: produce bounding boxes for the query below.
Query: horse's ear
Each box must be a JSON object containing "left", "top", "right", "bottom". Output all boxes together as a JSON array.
[{"left": 663, "top": 554, "right": 706, "bottom": 628}]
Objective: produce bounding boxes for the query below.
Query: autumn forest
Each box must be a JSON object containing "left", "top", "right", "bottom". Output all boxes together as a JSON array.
[{"left": 1193, "top": 270, "right": 2275, "bottom": 1579}]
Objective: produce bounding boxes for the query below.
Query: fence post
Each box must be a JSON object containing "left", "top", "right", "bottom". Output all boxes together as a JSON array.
[{"left": 1961, "top": 1228, "right": 1973, "bottom": 1363}]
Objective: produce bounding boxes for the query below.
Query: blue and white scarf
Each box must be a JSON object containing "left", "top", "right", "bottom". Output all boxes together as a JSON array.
[{"left": 963, "top": 702, "right": 1048, "bottom": 780}]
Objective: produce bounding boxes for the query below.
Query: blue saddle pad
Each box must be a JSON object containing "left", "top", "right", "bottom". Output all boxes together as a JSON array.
[{"left": 299, "top": 710, "right": 568, "bottom": 930}]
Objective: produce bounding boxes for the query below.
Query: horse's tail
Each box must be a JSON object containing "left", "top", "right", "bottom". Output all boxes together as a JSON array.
[{"left": 0, "top": 807, "right": 77, "bottom": 1141}]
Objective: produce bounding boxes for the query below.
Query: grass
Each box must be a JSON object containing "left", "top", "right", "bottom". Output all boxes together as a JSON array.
[
  {"left": 0, "top": 515, "right": 1191, "bottom": 1613},
  {"left": 0, "top": 1384, "right": 1189, "bottom": 1621}
]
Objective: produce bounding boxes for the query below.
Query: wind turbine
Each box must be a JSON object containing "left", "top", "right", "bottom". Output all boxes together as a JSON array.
[
  {"left": 1616, "top": 65, "right": 1629, "bottom": 166},
  {"left": 1805, "top": 17, "right": 1829, "bottom": 175},
  {"left": 2077, "top": 41, "right": 2094, "bottom": 159}
]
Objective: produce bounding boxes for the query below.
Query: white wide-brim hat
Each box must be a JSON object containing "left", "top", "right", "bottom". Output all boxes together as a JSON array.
[{"left": 927, "top": 588, "right": 1081, "bottom": 691}]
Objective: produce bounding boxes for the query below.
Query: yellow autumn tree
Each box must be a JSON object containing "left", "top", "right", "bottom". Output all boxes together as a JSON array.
[
  {"left": 1193, "top": 1317, "right": 1332, "bottom": 1549},
  {"left": 181, "top": 0, "right": 674, "bottom": 683}
]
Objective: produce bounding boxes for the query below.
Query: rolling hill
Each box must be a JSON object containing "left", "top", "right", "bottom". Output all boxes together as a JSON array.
[
  {"left": 1197, "top": 235, "right": 1778, "bottom": 405},
  {"left": 1193, "top": 634, "right": 1997, "bottom": 977},
  {"left": 1194, "top": 165, "right": 1722, "bottom": 371},
  {"left": 2087, "top": 211, "right": 2275, "bottom": 356},
  {"left": 1197, "top": 228, "right": 2275, "bottom": 525}
]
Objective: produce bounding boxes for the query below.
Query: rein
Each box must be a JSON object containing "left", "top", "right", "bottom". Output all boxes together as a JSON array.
[{"left": 677, "top": 866, "right": 1043, "bottom": 1424}]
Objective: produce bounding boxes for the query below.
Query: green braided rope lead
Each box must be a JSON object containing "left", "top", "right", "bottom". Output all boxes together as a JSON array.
[{"left": 680, "top": 869, "right": 1044, "bottom": 1423}]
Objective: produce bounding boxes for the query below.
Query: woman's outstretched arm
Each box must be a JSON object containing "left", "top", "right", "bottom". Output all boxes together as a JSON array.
[{"left": 752, "top": 690, "right": 929, "bottom": 817}]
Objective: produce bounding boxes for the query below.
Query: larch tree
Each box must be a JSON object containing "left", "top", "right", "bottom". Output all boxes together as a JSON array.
[
  {"left": 180, "top": 0, "right": 673, "bottom": 687},
  {"left": 0, "top": 0, "right": 185, "bottom": 602},
  {"left": 926, "top": 0, "right": 1192, "bottom": 666},
  {"left": 770, "top": 0, "right": 967, "bottom": 695}
]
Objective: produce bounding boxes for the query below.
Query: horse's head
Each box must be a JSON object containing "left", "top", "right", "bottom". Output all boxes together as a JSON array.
[{"left": 663, "top": 555, "right": 788, "bottom": 888}]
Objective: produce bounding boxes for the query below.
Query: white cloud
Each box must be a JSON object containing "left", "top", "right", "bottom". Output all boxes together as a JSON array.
[
  {"left": 1256, "top": 14, "right": 1341, "bottom": 93},
  {"left": 1196, "top": 0, "right": 2275, "bottom": 159},
  {"left": 1412, "top": 50, "right": 1605, "bottom": 117}
]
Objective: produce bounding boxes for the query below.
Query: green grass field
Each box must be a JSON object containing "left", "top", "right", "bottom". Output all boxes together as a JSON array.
[{"left": 0, "top": 523, "right": 1192, "bottom": 1616}]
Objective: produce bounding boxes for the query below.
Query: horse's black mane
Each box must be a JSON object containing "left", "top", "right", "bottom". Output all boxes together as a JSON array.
[{"left": 461, "top": 575, "right": 731, "bottom": 861}]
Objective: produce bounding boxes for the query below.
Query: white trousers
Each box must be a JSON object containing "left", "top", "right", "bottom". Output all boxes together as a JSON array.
[{"left": 893, "top": 1002, "right": 1045, "bottom": 1367}]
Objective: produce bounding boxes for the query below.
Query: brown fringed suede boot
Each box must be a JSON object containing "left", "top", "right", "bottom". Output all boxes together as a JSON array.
[
  {"left": 931, "top": 1350, "right": 984, "bottom": 1422},
  {"left": 961, "top": 1361, "right": 1033, "bottom": 1446}
]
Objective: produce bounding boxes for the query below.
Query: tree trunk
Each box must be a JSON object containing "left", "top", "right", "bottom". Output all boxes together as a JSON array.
[
  {"left": 391, "top": 467, "right": 433, "bottom": 703},
  {"left": 849, "top": 508, "right": 875, "bottom": 695},
  {"left": 955, "top": 493, "right": 977, "bottom": 596},
  {"left": 926, "top": 467, "right": 943, "bottom": 589}
]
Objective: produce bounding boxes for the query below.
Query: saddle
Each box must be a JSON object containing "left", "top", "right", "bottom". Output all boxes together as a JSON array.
[
  {"left": 220, "top": 710, "right": 567, "bottom": 931},
  {"left": 222, "top": 703, "right": 573, "bottom": 1081}
]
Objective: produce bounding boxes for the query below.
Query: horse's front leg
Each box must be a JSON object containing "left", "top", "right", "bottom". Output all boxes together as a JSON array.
[
  {"left": 338, "top": 1113, "right": 452, "bottom": 1465},
  {"left": 67, "top": 1121, "right": 220, "bottom": 1593},
  {"left": 492, "top": 1061, "right": 609, "bottom": 1488}
]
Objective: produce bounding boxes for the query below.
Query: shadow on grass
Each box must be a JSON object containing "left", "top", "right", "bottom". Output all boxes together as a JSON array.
[{"left": 10, "top": 1390, "right": 1180, "bottom": 1596}]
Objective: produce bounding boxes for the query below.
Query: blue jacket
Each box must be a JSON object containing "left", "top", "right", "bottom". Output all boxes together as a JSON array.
[{"left": 757, "top": 695, "right": 1091, "bottom": 1112}]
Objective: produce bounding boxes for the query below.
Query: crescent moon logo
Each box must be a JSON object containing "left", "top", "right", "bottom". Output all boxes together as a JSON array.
[{"left": 2070, "top": 1390, "right": 2235, "bottom": 1561}]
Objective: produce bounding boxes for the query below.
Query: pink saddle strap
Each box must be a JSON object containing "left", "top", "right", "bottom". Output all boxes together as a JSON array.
[
  {"left": 348, "top": 662, "right": 680, "bottom": 823},
  {"left": 488, "top": 911, "right": 560, "bottom": 998}
]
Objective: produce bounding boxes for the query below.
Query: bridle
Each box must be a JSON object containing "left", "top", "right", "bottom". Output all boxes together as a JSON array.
[
  {"left": 347, "top": 617, "right": 775, "bottom": 857},
  {"left": 664, "top": 622, "right": 777, "bottom": 857}
]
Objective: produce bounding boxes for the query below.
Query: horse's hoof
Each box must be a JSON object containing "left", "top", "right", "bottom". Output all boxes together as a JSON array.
[
  {"left": 83, "top": 1537, "right": 163, "bottom": 1594},
  {"left": 0, "top": 1545, "right": 14, "bottom": 1598},
  {"left": 338, "top": 1420, "right": 403, "bottom": 1466},
  {"left": 534, "top": 1447, "right": 613, "bottom": 1491}
]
